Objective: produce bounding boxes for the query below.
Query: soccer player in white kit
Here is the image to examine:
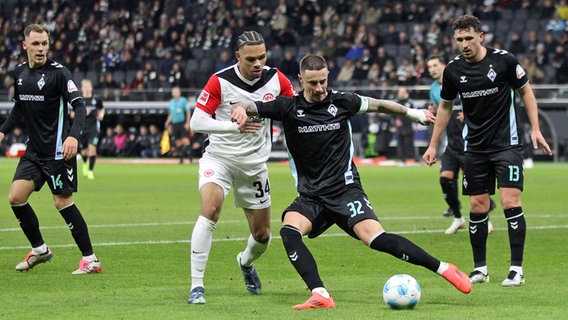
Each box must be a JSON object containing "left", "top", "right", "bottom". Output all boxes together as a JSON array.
[{"left": 187, "top": 31, "right": 295, "bottom": 304}]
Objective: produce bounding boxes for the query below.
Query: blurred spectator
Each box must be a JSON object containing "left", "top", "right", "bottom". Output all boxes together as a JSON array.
[
  {"left": 352, "top": 60, "right": 368, "bottom": 83},
  {"left": 98, "top": 72, "right": 121, "bottom": 101},
  {"left": 526, "top": 31, "right": 540, "bottom": 56},
  {"left": 143, "top": 62, "right": 160, "bottom": 89},
  {"left": 543, "top": 32, "right": 559, "bottom": 54},
  {"left": 383, "top": 23, "right": 400, "bottom": 45},
  {"left": 99, "top": 127, "right": 116, "bottom": 157},
  {"left": 534, "top": 43, "right": 550, "bottom": 69},
  {"left": 367, "top": 62, "right": 382, "bottom": 83},
  {"left": 393, "top": 87, "right": 416, "bottom": 165},
  {"left": 509, "top": 32, "right": 527, "bottom": 56},
  {"left": 552, "top": 45, "right": 568, "bottom": 84},
  {"left": 345, "top": 38, "right": 365, "bottom": 60},
  {"left": 361, "top": 5, "right": 381, "bottom": 25},
  {"left": 479, "top": 1, "right": 501, "bottom": 22},
  {"left": 279, "top": 50, "right": 300, "bottom": 81},
  {"left": 373, "top": 46, "right": 395, "bottom": 70},
  {"left": 396, "top": 57, "right": 416, "bottom": 85},
  {"left": 113, "top": 123, "right": 128, "bottom": 156},
  {"left": 168, "top": 62, "right": 189, "bottom": 87},
  {"left": 0, "top": 126, "right": 27, "bottom": 157},
  {"left": 546, "top": 12, "right": 566, "bottom": 33},
  {"left": 521, "top": 56, "right": 545, "bottom": 84},
  {"left": 137, "top": 124, "right": 155, "bottom": 158},
  {"left": 556, "top": 0, "right": 568, "bottom": 20},
  {"left": 327, "top": 58, "right": 340, "bottom": 86},
  {"left": 215, "top": 50, "right": 233, "bottom": 72},
  {"left": 336, "top": 59, "right": 355, "bottom": 83}
]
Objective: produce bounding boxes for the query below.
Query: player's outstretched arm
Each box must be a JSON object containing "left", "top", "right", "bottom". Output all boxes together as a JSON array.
[{"left": 365, "top": 97, "right": 436, "bottom": 125}]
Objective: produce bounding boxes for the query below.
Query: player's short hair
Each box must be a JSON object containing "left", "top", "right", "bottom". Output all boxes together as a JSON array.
[
  {"left": 300, "top": 54, "right": 327, "bottom": 73},
  {"left": 24, "top": 24, "right": 50, "bottom": 38},
  {"left": 236, "top": 31, "right": 265, "bottom": 50},
  {"left": 452, "top": 15, "right": 482, "bottom": 33},
  {"left": 427, "top": 54, "right": 445, "bottom": 64}
]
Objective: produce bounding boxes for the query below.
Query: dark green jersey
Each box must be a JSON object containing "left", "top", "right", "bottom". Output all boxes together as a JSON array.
[
  {"left": 10, "top": 59, "right": 85, "bottom": 159},
  {"left": 441, "top": 48, "right": 527, "bottom": 153},
  {"left": 256, "top": 90, "right": 365, "bottom": 196}
]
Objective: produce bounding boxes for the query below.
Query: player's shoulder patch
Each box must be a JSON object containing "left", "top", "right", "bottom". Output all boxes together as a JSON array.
[
  {"left": 515, "top": 64, "right": 526, "bottom": 79},
  {"left": 197, "top": 90, "right": 210, "bottom": 106},
  {"left": 67, "top": 80, "right": 79, "bottom": 93}
]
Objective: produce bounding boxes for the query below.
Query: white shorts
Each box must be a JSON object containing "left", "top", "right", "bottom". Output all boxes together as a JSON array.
[{"left": 198, "top": 154, "right": 271, "bottom": 209}]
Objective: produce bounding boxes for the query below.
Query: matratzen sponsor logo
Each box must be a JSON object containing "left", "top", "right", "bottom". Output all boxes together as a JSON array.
[{"left": 19, "top": 94, "right": 45, "bottom": 101}]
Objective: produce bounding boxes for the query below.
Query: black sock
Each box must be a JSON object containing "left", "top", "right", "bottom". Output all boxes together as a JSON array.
[
  {"left": 369, "top": 232, "right": 440, "bottom": 272},
  {"left": 280, "top": 225, "right": 323, "bottom": 290},
  {"left": 59, "top": 204, "right": 94, "bottom": 256},
  {"left": 81, "top": 153, "right": 87, "bottom": 162},
  {"left": 469, "top": 212, "right": 489, "bottom": 268},
  {"left": 89, "top": 156, "right": 96, "bottom": 171},
  {"left": 440, "top": 177, "right": 461, "bottom": 218},
  {"left": 504, "top": 207, "right": 526, "bottom": 267},
  {"left": 12, "top": 203, "right": 44, "bottom": 247}
]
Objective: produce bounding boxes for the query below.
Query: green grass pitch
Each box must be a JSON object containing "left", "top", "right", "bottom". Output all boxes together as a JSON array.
[{"left": 1, "top": 158, "right": 567, "bottom": 319}]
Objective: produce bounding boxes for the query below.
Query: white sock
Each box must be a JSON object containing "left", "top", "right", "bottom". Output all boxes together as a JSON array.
[
  {"left": 83, "top": 254, "right": 97, "bottom": 261},
  {"left": 190, "top": 215, "right": 216, "bottom": 289},
  {"left": 474, "top": 266, "right": 488, "bottom": 275},
  {"left": 510, "top": 266, "right": 523, "bottom": 275},
  {"left": 239, "top": 234, "right": 271, "bottom": 267},
  {"left": 312, "top": 287, "right": 331, "bottom": 299},
  {"left": 436, "top": 261, "right": 449, "bottom": 275},
  {"left": 32, "top": 244, "right": 48, "bottom": 255}
]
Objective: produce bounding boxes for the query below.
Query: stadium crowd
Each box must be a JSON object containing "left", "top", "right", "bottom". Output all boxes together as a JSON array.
[
  {"left": 1, "top": 0, "right": 568, "bottom": 97},
  {"left": 0, "top": 0, "right": 566, "bottom": 159}
]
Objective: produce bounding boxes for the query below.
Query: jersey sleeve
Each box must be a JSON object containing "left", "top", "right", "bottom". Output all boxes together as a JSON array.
[
  {"left": 196, "top": 75, "right": 222, "bottom": 115},
  {"left": 440, "top": 65, "right": 458, "bottom": 102},
  {"left": 256, "top": 96, "right": 291, "bottom": 121},
  {"left": 506, "top": 53, "right": 529, "bottom": 89},
  {"left": 276, "top": 69, "right": 295, "bottom": 97}
]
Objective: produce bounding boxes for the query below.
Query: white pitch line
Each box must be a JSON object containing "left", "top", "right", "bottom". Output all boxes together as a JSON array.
[
  {"left": 1, "top": 224, "right": 567, "bottom": 251},
  {"left": 1, "top": 214, "right": 566, "bottom": 232}
]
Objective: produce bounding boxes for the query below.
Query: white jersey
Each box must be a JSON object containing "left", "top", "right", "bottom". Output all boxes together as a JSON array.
[{"left": 195, "top": 64, "right": 294, "bottom": 165}]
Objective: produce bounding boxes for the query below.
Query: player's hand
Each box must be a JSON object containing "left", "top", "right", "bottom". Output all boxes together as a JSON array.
[
  {"left": 532, "top": 130, "right": 552, "bottom": 156},
  {"left": 238, "top": 119, "right": 263, "bottom": 133},
  {"left": 456, "top": 112, "right": 464, "bottom": 123},
  {"left": 231, "top": 105, "right": 248, "bottom": 125},
  {"left": 62, "top": 136, "right": 79, "bottom": 160},
  {"left": 419, "top": 109, "right": 436, "bottom": 125},
  {"left": 0, "top": 132, "right": 4, "bottom": 144},
  {"left": 422, "top": 146, "right": 437, "bottom": 166}
]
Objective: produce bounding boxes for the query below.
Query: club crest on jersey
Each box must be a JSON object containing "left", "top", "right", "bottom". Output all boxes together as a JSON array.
[
  {"left": 460, "top": 76, "right": 467, "bottom": 83},
  {"left": 262, "top": 93, "right": 275, "bottom": 102},
  {"left": 296, "top": 109, "right": 305, "bottom": 117},
  {"left": 515, "top": 64, "right": 526, "bottom": 79},
  {"left": 487, "top": 65, "right": 497, "bottom": 82},
  {"left": 37, "top": 76, "right": 46, "bottom": 90},
  {"left": 204, "top": 169, "right": 214, "bottom": 177},
  {"left": 67, "top": 80, "right": 78, "bottom": 93},
  {"left": 197, "top": 90, "right": 210, "bottom": 105},
  {"left": 327, "top": 104, "right": 338, "bottom": 116}
]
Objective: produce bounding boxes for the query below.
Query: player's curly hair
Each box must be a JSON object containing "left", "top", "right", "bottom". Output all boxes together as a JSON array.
[{"left": 452, "top": 15, "right": 482, "bottom": 33}]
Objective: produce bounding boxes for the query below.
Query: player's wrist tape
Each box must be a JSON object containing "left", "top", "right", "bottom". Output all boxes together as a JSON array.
[{"left": 405, "top": 108, "right": 426, "bottom": 123}]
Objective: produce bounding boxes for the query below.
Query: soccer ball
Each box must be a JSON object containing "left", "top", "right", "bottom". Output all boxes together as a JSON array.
[{"left": 382, "top": 274, "right": 421, "bottom": 309}]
